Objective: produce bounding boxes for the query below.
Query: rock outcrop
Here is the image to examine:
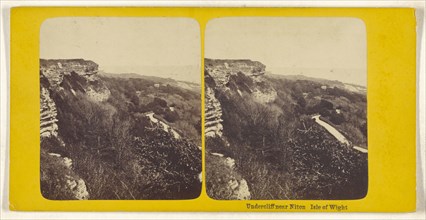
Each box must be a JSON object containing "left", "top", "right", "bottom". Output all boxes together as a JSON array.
[
  {"left": 205, "top": 58, "right": 282, "bottom": 200},
  {"left": 40, "top": 87, "right": 59, "bottom": 138},
  {"left": 204, "top": 58, "right": 277, "bottom": 104},
  {"left": 206, "top": 153, "right": 251, "bottom": 200},
  {"left": 40, "top": 59, "right": 106, "bottom": 200},
  {"left": 40, "top": 59, "right": 110, "bottom": 102},
  {"left": 205, "top": 59, "right": 266, "bottom": 84},
  {"left": 40, "top": 58, "right": 110, "bottom": 140},
  {"left": 41, "top": 151, "right": 89, "bottom": 200},
  {"left": 205, "top": 87, "right": 223, "bottom": 137},
  {"left": 204, "top": 58, "right": 279, "bottom": 139},
  {"left": 41, "top": 59, "right": 98, "bottom": 87},
  {"left": 204, "top": 59, "right": 277, "bottom": 138},
  {"left": 46, "top": 153, "right": 89, "bottom": 200}
]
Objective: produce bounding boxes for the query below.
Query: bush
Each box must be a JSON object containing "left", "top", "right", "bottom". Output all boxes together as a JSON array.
[
  {"left": 289, "top": 122, "right": 368, "bottom": 199},
  {"left": 206, "top": 73, "right": 368, "bottom": 200},
  {"left": 42, "top": 73, "right": 202, "bottom": 200}
]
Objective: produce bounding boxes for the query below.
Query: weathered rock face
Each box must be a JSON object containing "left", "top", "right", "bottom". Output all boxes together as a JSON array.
[
  {"left": 206, "top": 152, "right": 251, "bottom": 200},
  {"left": 47, "top": 153, "right": 89, "bottom": 200},
  {"left": 40, "top": 87, "right": 58, "bottom": 138},
  {"left": 204, "top": 58, "right": 278, "bottom": 139},
  {"left": 205, "top": 59, "right": 286, "bottom": 200},
  {"left": 40, "top": 59, "right": 105, "bottom": 200},
  {"left": 40, "top": 59, "right": 110, "bottom": 102},
  {"left": 204, "top": 58, "right": 276, "bottom": 104},
  {"left": 205, "top": 87, "right": 223, "bottom": 137},
  {"left": 40, "top": 59, "right": 98, "bottom": 86},
  {"left": 206, "top": 58, "right": 283, "bottom": 200},
  {"left": 41, "top": 151, "right": 89, "bottom": 200},
  {"left": 40, "top": 133, "right": 89, "bottom": 200},
  {"left": 205, "top": 59, "right": 266, "bottom": 83},
  {"left": 40, "top": 58, "right": 111, "bottom": 139}
]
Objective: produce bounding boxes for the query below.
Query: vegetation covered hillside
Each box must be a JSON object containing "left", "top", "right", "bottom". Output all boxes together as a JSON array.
[
  {"left": 205, "top": 58, "right": 367, "bottom": 200},
  {"left": 40, "top": 59, "right": 201, "bottom": 200}
]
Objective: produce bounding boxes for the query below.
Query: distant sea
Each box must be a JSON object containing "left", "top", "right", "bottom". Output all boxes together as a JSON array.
[
  {"left": 267, "top": 67, "right": 366, "bottom": 87},
  {"left": 100, "top": 65, "right": 201, "bottom": 84}
]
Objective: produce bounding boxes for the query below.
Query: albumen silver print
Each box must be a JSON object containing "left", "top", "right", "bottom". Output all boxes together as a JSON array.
[
  {"left": 39, "top": 18, "right": 202, "bottom": 200},
  {"left": 204, "top": 17, "right": 368, "bottom": 200}
]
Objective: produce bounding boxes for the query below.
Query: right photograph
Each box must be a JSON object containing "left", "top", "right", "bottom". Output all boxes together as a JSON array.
[{"left": 204, "top": 17, "right": 368, "bottom": 200}]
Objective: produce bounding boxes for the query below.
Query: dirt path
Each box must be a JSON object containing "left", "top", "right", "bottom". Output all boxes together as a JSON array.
[{"left": 312, "top": 115, "right": 368, "bottom": 154}]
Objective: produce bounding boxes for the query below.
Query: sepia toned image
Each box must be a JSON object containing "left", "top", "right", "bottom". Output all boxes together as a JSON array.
[
  {"left": 205, "top": 18, "right": 368, "bottom": 200},
  {"left": 39, "top": 18, "right": 202, "bottom": 200}
]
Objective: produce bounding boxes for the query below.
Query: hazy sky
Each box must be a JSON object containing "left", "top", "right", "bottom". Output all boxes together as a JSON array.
[
  {"left": 206, "top": 17, "right": 366, "bottom": 86},
  {"left": 40, "top": 17, "right": 201, "bottom": 84}
]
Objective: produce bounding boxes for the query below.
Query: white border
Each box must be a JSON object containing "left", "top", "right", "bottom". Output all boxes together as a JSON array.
[{"left": 0, "top": 1, "right": 425, "bottom": 219}]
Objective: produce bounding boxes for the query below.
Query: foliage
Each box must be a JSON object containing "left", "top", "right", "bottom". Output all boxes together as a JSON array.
[
  {"left": 102, "top": 76, "right": 201, "bottom": 144},
  {"left": 41, "top": 72, "right": 201, "bottom": 200},
  {"left": 206, "top": 70, "right": 368, "bottom": 200},
  {"left": 268, "top": 78, "right": 367, "bottom": 146},
  {"left": 132, "top": 121, "right": 201, "bottom": 199},
  {"left": 288, "top": 121, "right": 368, "bottom": 199}
]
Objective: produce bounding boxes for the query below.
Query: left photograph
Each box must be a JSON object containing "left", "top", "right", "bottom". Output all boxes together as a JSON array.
[{"left": 39, "top": 18, "right": 202, "bottom": 200}]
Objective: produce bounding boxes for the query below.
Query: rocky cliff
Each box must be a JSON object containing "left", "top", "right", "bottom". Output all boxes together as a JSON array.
[
  {"left": 205, "top": 58, "right": 279, "bottom": 200},
  {"left": 204, "top": 58, "right": 277, "bottom": 104},
  {"left": 204, "top": 58, "right": 277, "bottom": 138},
  {"left": 204, "top": 87, "right": 223, "bottom": 138},
  {"left": 40, "top": 86, "right": 58, "bottom": 138},
  {"left": 40, "top": 59, "right": 111, "bottom": 142},
  {"left": 205, "top": 59, "right": 266, "bottom": 83},
  {"left": 40, "top": 59, "right": 110, "bottom": 102},
  {"left": 40, "top": 59, "right": 110, "bottom": 200},
  {"left": 41, "top": 59, "right": 98, "bottom": 86}
]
